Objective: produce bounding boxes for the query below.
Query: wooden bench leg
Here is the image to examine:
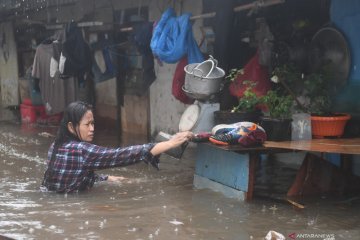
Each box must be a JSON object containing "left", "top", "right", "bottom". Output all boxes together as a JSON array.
[
  {"left": 287, "top": 152, "right": 313, "bottom": 197},
  {"left": 246, "top": 153, "right": 259, "bottom": 200},
  {"left": 287, "top": 153, "right": 358, "bottom": 196}
]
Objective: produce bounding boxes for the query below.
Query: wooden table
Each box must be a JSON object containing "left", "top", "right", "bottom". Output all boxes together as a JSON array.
[
  {"left": 264, "top": 138, "right": 360, "bottom": 155},
  {"left": 194, "top": 143, "right": 286, "bottom": 201},
  {"left": 194, "top": 138, "right": 360, "bottom": 201}
]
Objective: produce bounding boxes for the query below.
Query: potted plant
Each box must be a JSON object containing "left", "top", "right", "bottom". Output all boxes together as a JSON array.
[
  {"left": 260, "top": 90, "right": 294, "bottom": 141},
  {"left": 303, "top": 71, "right": 351, "bottom": 138},
  {"left": 214, "top": 77, "right": 263, "bottom": 124},
  {"left": 271, "top": 64, "right": 351, "bottom": 138}
]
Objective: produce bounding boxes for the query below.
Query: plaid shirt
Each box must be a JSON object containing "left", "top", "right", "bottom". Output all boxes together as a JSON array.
[{"left": 42, "top": 141, "right": 158, "bottom": 193}]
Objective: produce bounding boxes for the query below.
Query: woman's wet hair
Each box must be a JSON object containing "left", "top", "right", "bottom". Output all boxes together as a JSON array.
[
  {"left": 56, "top": 101, "right": 94, "bottom": 143},
  {"left": 43, "top": 101, "right": 93, "bottom": 188}
]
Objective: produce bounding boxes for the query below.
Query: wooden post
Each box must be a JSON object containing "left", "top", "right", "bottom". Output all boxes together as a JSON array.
[{"left": 246, "top": 153, "right": 259, "bottom": 200}]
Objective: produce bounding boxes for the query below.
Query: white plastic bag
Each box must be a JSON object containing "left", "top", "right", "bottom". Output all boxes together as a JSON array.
[{"left": 265, "top": 230, "right": 285, "bottom": 240}]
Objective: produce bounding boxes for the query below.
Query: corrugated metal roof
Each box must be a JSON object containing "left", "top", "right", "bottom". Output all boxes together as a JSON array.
[
  {"left": 1, "top": 0, "right": 77, "bottom": 10},
  {"left": 0, "top": 0, "right": 78, "bottom": 20}
]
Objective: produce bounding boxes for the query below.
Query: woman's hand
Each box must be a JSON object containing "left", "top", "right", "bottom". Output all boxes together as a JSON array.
[
  {"left": 168, "top": 131, "right": 194, "bottom": 148},
  {"left": 107, "top": 176, "right": 127, "bottom": 182},
  {"left": 150, "top": 131, "right": 194, "bottom": 156}
]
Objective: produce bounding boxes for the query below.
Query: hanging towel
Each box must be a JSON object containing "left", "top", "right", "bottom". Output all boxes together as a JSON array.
[{"left": 150, "top": 8, "right": 204, "bottom": 64}]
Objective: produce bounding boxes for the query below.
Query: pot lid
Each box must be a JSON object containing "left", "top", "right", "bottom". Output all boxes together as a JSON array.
[
  {"left": 179, "top": 104, "right": 200, "bottom": 131},
  {"left": 189, "top": 55, "right": 223, "bottom": 78},
  {"left": 193, "top": 59, "right": 215, "bottom": 78}
]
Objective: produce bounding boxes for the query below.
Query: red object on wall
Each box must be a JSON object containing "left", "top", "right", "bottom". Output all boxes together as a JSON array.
[
  {"left": 229, "top": 51, "right": 271, "bottom": 98},
  {"left": 172, "top": 57, "right": 195, "bottom": 104}
]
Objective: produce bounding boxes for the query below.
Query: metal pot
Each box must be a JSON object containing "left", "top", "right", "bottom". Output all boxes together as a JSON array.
[
  {"left": 182, "top": 86, "right": 214, "bottom": 101},
  {"left": 184, "top": 57, "right": 225, "bottom": 96}
]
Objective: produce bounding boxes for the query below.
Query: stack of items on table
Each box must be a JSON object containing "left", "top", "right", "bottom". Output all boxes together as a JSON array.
[{"left": 192, "top": 122, "right": 267, "bottom": 147}]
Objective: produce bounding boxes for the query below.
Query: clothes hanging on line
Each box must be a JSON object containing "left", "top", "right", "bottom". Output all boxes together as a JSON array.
[
  {"left": 61, "top": 22, "right": 92, "bottom": 80},
  {"left": 130, "top": 21, "right": 154, "bottom": 55},
  {"left": 90, "top": 36, "right": 118, "bottom": 84},
  {"left": 32, "top": 34, "right": 78, "bottom": 115},
  {"left": 129, "top": 21, "right": 156, "bottom": 94},
  {"left": 103, "top": 21, "right": 156, "bottom": 95}
]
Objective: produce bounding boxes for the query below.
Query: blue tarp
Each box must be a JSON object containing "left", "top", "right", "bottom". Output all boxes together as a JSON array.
[
  {"left": 330, "top": 0, "right": 360, "bottom": 84},
  {"left": 330, "top": 0, "right": 360, "bottom": 116},
  {"left": 150, "top": 8, "right": 204, "bottom": 64}
]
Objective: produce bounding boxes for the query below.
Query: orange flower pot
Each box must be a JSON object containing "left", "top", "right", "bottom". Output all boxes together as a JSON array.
[{"left": 311, "top": 114, "right": 351, "bottom": 138}]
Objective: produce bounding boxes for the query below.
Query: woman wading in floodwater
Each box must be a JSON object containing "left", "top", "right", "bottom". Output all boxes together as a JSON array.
[{"left": 41, "top": 101, "right": 193, "bottom": 193}]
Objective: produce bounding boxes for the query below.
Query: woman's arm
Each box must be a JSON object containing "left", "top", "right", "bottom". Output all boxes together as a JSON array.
[
  {"left": 150, "top": 131, "right": 193, "bottom": 156},
  {"left": 82, "top": 131, "right": 193, "bottom": 170}
]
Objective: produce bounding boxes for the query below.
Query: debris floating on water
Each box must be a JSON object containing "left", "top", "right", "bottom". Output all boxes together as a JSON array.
[
  {"left": 265, "top": 230, "right": 285, "bottom": 240},
  {"left": 169, "top": 219, "right": 184, "bottom": 225},
  {"left": 269, "top": 205, "right": 278, "bottom": 212},
  {"left": 38, "top": 132, "right": 55, "bottom": 138},
  {"left": 286, "top": 199, "right": 305, "bottom": 209}
]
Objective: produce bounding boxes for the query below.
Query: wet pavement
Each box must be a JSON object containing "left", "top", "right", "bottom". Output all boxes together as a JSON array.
[{"left": 1, "top": 121, "right": 360, "bottom": 240}]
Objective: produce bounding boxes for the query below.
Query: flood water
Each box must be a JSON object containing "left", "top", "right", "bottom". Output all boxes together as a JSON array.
[{"left": 1, "top": 121, "right": 360, "bottom": 240}]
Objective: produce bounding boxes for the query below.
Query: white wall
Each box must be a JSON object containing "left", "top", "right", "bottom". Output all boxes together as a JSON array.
[
  {"left": 148, "top": 0, "right": 204, "bottom": 135},
  {"left": 0, "top": 22, "right": 19, "bottom": 121}
]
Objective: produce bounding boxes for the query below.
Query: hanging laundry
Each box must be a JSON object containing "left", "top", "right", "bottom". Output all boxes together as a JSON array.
[
  {"left": 90, "top": 37, "right": 117, "bottom": 84},
  {"left": 128, "top": 22, "right": 156, "bottom": 94},
  {"left": 131, "top": 21, "right": 154, "bottom": 55},
  {"left": 32, "top": 30, "right": 78, "bottom": 115},
  {"left": 49, "top": 41, "right": 61, "bottom": 78},
  {"left": 150, "top": 8, "right": 204, "bottom": 64},
  {"left": 112, "top": 22, "right": 158, "bottom": 95},
  {"left": 61, "top": 22, "right": 92, "bottom": 80}
]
